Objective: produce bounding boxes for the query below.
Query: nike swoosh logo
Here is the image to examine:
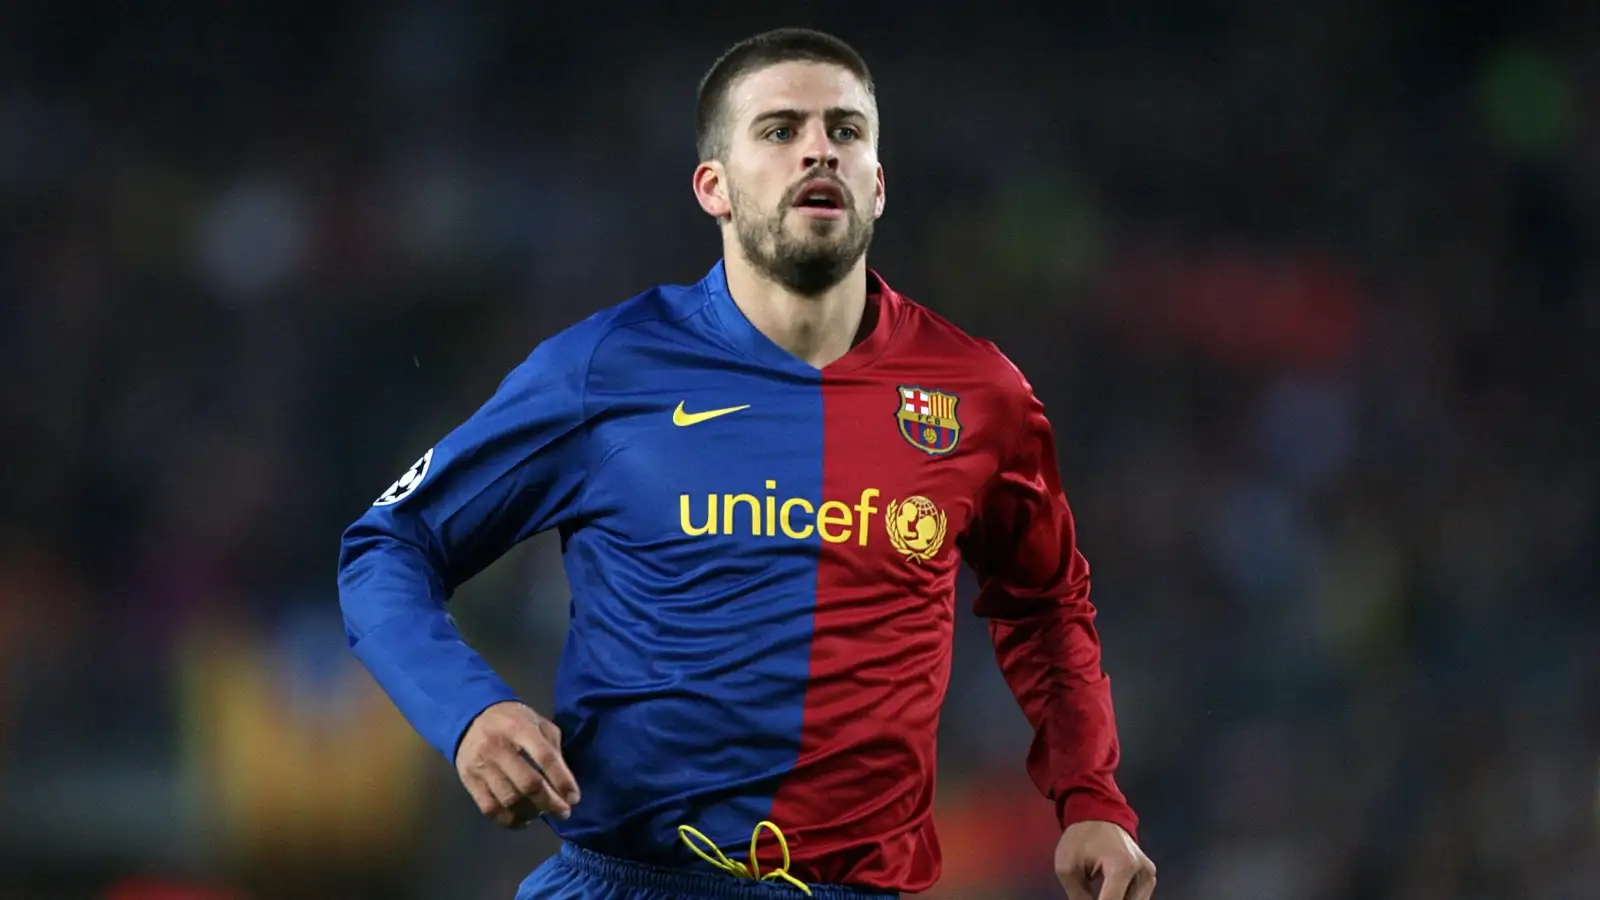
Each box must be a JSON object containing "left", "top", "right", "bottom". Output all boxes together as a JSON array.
[{"left": 672, "top": 401, "right": 751, "bottom": 427}]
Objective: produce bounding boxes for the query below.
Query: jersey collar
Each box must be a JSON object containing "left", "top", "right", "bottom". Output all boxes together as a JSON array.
[{"left": 700, "top": 259, "right": 901, "bottom": 375}]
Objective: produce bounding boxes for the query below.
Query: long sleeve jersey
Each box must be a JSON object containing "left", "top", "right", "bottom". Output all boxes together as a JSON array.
[{"left": 336, "top": 260, "right": 1137, "bottom": 893}]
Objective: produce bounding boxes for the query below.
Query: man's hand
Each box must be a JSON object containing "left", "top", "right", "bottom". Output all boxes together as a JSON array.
[
  {"left": 1055, "top": 820, "right": 1156, "bottom": 900},
  {"left": 455, "top": 701, "right": 580, "bottom": 829}
]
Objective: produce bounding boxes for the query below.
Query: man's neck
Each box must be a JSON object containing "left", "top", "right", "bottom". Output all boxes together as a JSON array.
[{"left": 722, "top": 249, "right": 870, "bottom": 369}]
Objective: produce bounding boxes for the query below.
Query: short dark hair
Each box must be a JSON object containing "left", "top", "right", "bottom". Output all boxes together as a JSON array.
[{"left": 695, "top": 27, "right": 876, "bottom": 162}]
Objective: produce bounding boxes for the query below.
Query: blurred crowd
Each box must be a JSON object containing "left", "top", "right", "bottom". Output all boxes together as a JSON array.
[{"left": 2, "top": 2, "right": 1598, "bottom": 898}]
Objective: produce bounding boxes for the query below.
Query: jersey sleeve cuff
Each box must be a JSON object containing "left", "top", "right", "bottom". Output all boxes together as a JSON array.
[
  {"left": 1056, "top": 791, "right": 1141, "bottom": 844},
  {"left": 442, "top": 688, "right": 523, "bottom": 765}
]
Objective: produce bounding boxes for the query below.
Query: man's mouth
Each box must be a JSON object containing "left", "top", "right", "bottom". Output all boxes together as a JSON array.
[{"left": 793, "top": 180, "right": 846, "bottom": 210}]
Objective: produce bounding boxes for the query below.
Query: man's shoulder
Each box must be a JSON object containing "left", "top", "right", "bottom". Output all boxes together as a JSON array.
[
  {"left": 528, "top": 278, "right": 712, "bottom": 371},
  {"left": 892, "top": 292, "right": 1028, "bottom": 394}
]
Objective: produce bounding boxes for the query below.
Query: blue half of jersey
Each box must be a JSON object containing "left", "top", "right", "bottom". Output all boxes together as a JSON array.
[{"left": 337, "top": 261, "right": 833, "bottom": 862}]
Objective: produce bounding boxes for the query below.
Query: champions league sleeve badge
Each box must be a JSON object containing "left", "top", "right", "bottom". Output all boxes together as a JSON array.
[{"left": 373, "top": 448, "right": 434, "bottom": 507}]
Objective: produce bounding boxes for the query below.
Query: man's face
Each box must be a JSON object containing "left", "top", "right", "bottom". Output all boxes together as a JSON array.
[{"left": 714, "top": 61, "right": 885, "bottom": 296}]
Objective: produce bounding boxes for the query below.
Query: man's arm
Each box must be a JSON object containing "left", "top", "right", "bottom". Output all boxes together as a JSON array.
[
  {"left": 959, "top": 358, "right": 1155, "bottom": 898},
  {"left": 336, "top": 332, "right": 593, "bottom": 766},
  {"left": 959, "top": 364, "right": 1137, "bottom": 838}
]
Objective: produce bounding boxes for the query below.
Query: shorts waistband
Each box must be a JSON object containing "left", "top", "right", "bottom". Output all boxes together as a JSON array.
[{"left": 556, "top": 843, "right": 898, "bottom": 900}]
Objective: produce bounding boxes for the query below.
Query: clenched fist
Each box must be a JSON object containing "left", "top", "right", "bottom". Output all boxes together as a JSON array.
[
  {"left": 1056, "top": 820, "right": 1156, "bottom": 900},
  {"left": 455, "top": 701, "right": 580, "bottom": 829}
]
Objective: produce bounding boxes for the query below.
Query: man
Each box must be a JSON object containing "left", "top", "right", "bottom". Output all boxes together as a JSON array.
[{"left": 338, "top": 27, "right": 1156, "bottom": 900}]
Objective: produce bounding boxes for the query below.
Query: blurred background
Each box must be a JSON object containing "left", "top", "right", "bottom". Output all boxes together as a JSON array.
[{"left": 2, "top": 1, "right": 1598, "bottom": 898}]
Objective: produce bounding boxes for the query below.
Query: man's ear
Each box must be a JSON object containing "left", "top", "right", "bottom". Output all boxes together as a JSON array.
[
  {"left": 693, "top": 161, "right": 731, "bottom": 219},
  {"left": 873, "top": 164, "right": 886, "bottom": 219}
]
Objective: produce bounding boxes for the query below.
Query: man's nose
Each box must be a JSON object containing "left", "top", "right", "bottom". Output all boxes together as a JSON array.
[{"left": 801, "top": 126, "right": 840, "bottom": 171}]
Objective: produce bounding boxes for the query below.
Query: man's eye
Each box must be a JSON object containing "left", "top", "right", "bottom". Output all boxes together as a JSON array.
[
  {"left": 767, "top": 127, "right": 793, "bottom": 142},
  {"left": 832, "top": 126, "right": 860, "bottom": 141}
]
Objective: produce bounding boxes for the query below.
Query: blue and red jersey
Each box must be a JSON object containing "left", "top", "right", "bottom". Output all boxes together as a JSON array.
[{"left": 336, "top": 260, "right": 1136, "bottom": 893}]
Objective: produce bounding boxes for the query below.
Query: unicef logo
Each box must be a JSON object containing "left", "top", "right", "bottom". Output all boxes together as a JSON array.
[
  {"left": 373, "top": 448, "right": 434, "bottom": 507},
  {"left": 886, "top": 495, "right": 948, "bottom": 563},
  {"left": 675, "top": 482, "right": 949, "bottom": 564}
]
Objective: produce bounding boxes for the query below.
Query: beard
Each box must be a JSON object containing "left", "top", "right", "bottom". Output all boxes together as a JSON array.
[{"left": 728, "top": 178, "right": 875, "bottom": 297}]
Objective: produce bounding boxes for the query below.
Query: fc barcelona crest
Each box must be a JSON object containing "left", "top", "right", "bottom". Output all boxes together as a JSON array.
[{"left": 895, "top": 385, "right": 962, "bottom": 455}]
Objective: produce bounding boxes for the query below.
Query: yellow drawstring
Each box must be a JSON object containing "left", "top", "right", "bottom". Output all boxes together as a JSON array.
[{"left": 677, "top": 820, "right": 813, "bottom": 895}]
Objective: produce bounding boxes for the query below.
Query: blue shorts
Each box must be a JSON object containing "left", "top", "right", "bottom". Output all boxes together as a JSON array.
[{"left": 515, "top": 843, "right": 899, "bottom": 900}]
